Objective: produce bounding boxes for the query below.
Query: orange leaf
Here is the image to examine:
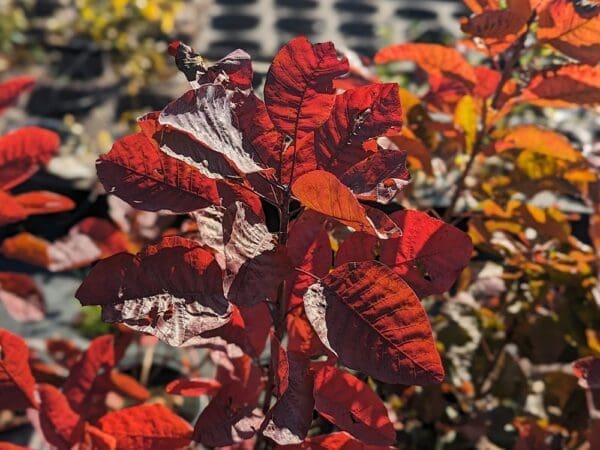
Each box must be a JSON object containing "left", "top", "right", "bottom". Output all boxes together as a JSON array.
[
  {"left": 495, "top": 125, "right": 582, "bottom": 162},
  {"left": 292, "top": 170, "right": 379, "bottom": 237},
  {"left": 538, "top": 0, "right": 600, "bottom": 65},
  {"left": 374, "top": 43, "right": 477, "bottom": 86},
  {"left": 14, "top": 191, "right": 75, "bottom": 215}
]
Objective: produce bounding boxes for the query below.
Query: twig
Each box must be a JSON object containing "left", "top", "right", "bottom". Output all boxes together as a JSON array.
[{"left": 442, "top": 14, "right": 534, "bottom": 222}]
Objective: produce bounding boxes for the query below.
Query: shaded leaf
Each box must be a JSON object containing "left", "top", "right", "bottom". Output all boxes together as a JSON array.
[
  {"left": 335, "top": 233, "right": 378, "bottom": 267},
  {"left": 193, "top": 384, "right": 264, "bottom": 447},
  {"left": 159, "top": 85, "right": 264, "bottom": 173},
  {"left": 572, "top": 356, "right": 600, "bottom": 389},
  {"left": 276, "top": 431, "right": 394, "bottom": 449},
  {"left": 386, "top": 135, "right": 433, "bottom": 175},
  {"left": 262, "top": 351, "right": 314, "bottom": 445},
  {"left": 522, "top": 64, "right": 600, "bottom": 107},
  {"left": 303, "top": 261, "right": 444, "bottom": 384},
  {"left": 0, "top": 272, "right": 45, "bottom": 322},
  {"left": 76, "top": 236, "right": 232, "bottom": 347},
  {"left": 285, "top": 210, "right": 331, "bottom": 311},
  {"left": 340, "top": 147, "right": 410, "bottom": 204},
  {"left": 223, "top": 202, "right": 292, "bottom": 306},
  {"left": 461, "top": 10, "right": 527, "bottom": 39}
]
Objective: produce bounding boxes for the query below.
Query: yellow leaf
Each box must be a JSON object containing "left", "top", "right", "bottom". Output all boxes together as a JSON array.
[
  {"left": 516, "top": 150, "right": 557, "bottom": 180},
  {"left": 454, "top": 95, "right": 478, "bottom": 153}
]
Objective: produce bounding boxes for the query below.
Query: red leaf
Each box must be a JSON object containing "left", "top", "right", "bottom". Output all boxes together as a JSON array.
[
  {"left": 292, "top": 170, "right": 381, "bottom": 238},
  {"left": 76, "top": 236, "right": 232, "bottom": 347},
  {"left": 0, "top": 329, "right": 37, "bottom": 409},
  {"left": 262, "top": 351, "right": 314, "bottom": 445},
  {"left": 0, "top": 272, "right": 45, "bottom": 322},
  {"left": 473, "top": 66, "right": 502, "bottom": 98},
  {"left": 271, "top": 336, "right": 289, "bottom": 397},
  {"left": 98, "top": 403, "right": 192, "bottom": 450},
  {"left": 285, "top": 210, "right": 331, "bottom": 311},
  {"left": 314, "top": 83, "right": 403, "bottom": 176},
  {"left": 374, "top": 44, "right": 477, "bottom": 86},
  {"left": 38, "top": 384, "right": 84, "bottom": 449},
  {"left": 0, "top": 76, "right": 35, "bottom": 114},
  {"left": 286, "top": 307, "right": 329, "bottom": 358},
  {"left": 97, "top": 132, "right": 218, "bottom": 213},
  {"left": 521, "top": 64, "right": 600, "bottom": 107},
  {"left": 303, "top": 261, "right": 444, "bottom": 385},
  {"left": 264, "top": 36, "right": 349, "bottom": 138},
  {"left": 166, "top": 377, "right": 222, "bottom": 396},
  {"left": 80, "top": 424, "right": 117, "bottom": 450},
  {"left": 13, "top": 191, "right": 74, "bottom": 216},
  {"left": 335, "top": 233, "right": 378, "bottom": 267},
  {"left": 0, "top": 127, "right": 60, "bottom": 190},
  {"left": 312, "top": 364, "right": 395, "bottom": 446},
  {"left": 62, "top": 335, "right": 119, "bottom": 415},
  {"left": 159, "top": 86, "right": 264, "bottom": 173},
  {"left": 235, "top": 93, "right": 284, "bottom": 171},
  {"left": 276, "top": 431, "right": 395, "bottom": 449},
  {"left": 572, "top": 356, "right": 600, "bottom": 389},
  {"left": 0, "top": 190, "right": 26, "bottom": 225},
  {"left": 379, "top": 210, "right": 473, "bottom": 297},
  {"left": 461, "top": 10, "right": 527, "bottom": 39}
]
